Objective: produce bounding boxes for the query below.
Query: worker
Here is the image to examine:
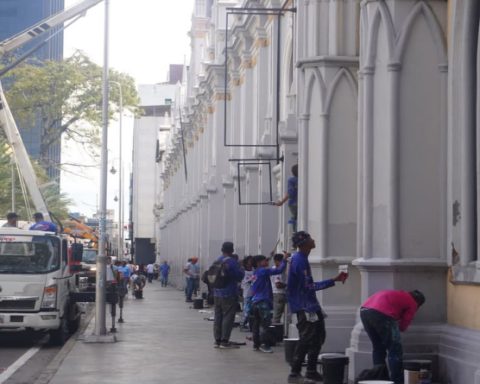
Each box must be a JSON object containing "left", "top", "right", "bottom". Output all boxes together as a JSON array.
[
  {"left": 360, "top": 289, "right": 426, "bottom": 383},
  {"left": 29, "top": 212, "right": 58, "bottom": 233},
  {"left": 2, "top": 212, "right": 18, "bottom": 227}
]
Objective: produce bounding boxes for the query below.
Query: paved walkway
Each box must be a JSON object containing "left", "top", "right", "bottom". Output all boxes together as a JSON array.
[{"left": 49, "top": 283, "right": 291, "bottom": 384}]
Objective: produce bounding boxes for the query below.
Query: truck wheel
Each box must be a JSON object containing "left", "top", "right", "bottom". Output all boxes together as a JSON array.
[
  {"left": 49, "top": 316, "right": 69, "bottom": 346},
  {"left": 68, "top": 313, "right": 81, "bottom": 334}
]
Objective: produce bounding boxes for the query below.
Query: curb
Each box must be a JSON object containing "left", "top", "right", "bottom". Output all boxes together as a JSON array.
[{"left": 33, "top": 306, "right": 95, "bottom": 384}]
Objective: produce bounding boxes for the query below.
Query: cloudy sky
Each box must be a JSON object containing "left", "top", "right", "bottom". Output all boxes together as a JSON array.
[{"left": 61, "top": 0, "right": 193, "bottom": 217}]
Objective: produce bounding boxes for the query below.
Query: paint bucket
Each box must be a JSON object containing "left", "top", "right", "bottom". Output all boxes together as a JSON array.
[
  {"left": 320, "top": 353, "right": 349, "bottom": 384},
  {"left": 404, "top": 360, "right": 432, "bottom": 384},
  {"left": 193, "top": 298, "right": 204, "bottom": 309},
  {"left": 284, "top": 338, "right": 299, "bottom": 364},
  {"left": 270, "top": 323, "right": 284, "bottom": 343},
  {"left": 358, "top": 381, "right": 394, "bottom": 384}
]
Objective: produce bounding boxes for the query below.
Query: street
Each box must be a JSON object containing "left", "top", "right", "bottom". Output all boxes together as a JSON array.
[{"left": 0, "top": 305, "right": 92, "bottom": 384}]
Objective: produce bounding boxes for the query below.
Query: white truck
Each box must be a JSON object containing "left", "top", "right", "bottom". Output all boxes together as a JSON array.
[
  {"left": 0, "top": 0, "right": 103, "bottom": 345},
  {"left": 0, "top": 228, "right": 84, "bottom": 345}
]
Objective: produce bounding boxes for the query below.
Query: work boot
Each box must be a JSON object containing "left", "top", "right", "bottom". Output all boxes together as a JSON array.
[{"left": 305, "top": 371, "right": 323, "bottom": 382}]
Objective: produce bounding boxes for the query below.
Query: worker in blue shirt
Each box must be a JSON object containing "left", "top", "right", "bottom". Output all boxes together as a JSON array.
[
  {"left": 29, "top": 212, "right": 58, "bottom": 233},
  {"left": 250, "top": 253, "right": 288, "bottom": 353},
  {"left": 213, "top": 241, "right": 245, "bottom": 349},
  {"left": 287, "top": 231, "right": 348, "bottom": 384}
]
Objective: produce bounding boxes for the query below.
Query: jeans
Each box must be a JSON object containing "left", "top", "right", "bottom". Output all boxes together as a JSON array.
[
  {"left": 160, "top": 274, "right": 168, "bottom": 286},
  {"left": 360, "top": 308, "right": 403, "bottom": 384},
  {"left": 186, "top": 278, "right": 195, "bottom": 300},
  {"left": 251, "top": 301, "right": 272, "bottom": 348},
  {"left": 272, "top": 293, "right": 286, "bottom": 324},
  {"left": 213, "top": 295, "right": 237, "bottom": 343},
  {"left": 291, "top": 310, "right": 326, "bottom": 374}
]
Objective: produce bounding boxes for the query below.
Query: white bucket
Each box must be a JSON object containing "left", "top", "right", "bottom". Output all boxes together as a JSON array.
[{"left": 358, "top": 381, "right": 394, "bottom": 384}]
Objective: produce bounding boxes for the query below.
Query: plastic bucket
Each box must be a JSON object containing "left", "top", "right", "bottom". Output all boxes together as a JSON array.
[
  {"left": 403, "top": 360, "right": 432, "bottom": 384},
  {"left": 320, "top": 353, "right": 349, "bottom": 384},
  {"left": 284, "top": 338, "right": 299, "bottom": 364},
  {"left": 270, "top": 323, "right": 284, "bottom": 343},
  {"left": 193, "top": 298, "right": 204, "bottom": 309}
]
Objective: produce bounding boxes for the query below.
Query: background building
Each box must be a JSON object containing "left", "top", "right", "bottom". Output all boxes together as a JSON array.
[
  {"left": 132, "top": 74, "right": 182, "bottom": 266},
  {"left": 0, "top": 0, "right": 65, "bottom": 180}
]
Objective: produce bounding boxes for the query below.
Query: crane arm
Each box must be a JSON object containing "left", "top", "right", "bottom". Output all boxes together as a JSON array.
[
  {"left": 0, "top": 0, "right": 104, "bottom": 220},
  {"left": 0, "top": 83, "right": 51, "bottom": 220},
  {"left": 0, "top": 0, "right": 103, "bottom": 55}
]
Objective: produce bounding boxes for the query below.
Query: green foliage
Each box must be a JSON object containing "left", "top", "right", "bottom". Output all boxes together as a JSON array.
[
  {"left": 0, "top": 134, "right": 71, "bottom": 221},
  {"left": 4, "top": 51, "right": 140, "bottom": 166}
]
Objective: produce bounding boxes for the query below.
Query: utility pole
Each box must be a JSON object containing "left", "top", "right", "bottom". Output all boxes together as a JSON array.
[
  {"left": 87, "top": 0, "right": 115, "bottom": 342},
  {"left": 110, "top": 81, "right": 123, "bottom": 260}
]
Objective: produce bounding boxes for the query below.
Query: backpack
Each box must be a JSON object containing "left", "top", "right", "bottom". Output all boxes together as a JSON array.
[{"left": 206, "top": 257, "right": 230, "bottom": 289}]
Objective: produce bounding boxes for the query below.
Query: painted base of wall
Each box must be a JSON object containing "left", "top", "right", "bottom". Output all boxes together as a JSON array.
[{"left": 347, "top": 323, "right": 480, "bottom": 384}]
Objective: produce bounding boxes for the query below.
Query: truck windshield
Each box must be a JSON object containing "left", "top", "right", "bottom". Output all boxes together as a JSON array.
[
  {"left": 0, "top": 236, "right": 60, "bottom": 274},
  {"left": 82, "top": 249, "right": 97, "bottom": 264}
]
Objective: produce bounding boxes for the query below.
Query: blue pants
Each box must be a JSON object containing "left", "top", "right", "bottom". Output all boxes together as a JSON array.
[
  {"left": 160, "top": 274, "right": 168, "bottom": 286},
  {"left": 186, "top": 278, "right": 195, "bottom": 300},
  {"left": 251, "top": 300, "right": 272, "bottom": 348},
  {"left": 360, "top": 308, "right": 403, "bottom": 384}
]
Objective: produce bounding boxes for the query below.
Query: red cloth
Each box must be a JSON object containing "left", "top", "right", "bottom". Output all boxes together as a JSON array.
[{"left": 362, "top": 290, "right": 419, "bottom": 332}]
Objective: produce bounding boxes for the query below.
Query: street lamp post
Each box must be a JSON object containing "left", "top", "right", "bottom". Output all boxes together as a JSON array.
[
  {"left": 110, "top": 81, "right": 123, "bottom": 261},
  {"left": 90, "top": 0, "right": 111, "bottom": 341}
]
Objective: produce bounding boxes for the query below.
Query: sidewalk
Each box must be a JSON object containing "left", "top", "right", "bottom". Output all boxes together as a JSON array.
[{"left": 48, "top": 283, "right": 291, "bottom": 384}]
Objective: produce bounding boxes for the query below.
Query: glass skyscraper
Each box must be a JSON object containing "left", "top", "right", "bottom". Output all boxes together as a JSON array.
[{"left": 0, "top": 0, "right": 65, "bottom": 180}]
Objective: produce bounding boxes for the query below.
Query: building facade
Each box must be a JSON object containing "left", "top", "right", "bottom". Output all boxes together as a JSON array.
[
  {"left": 132, "top": 82, "right": 179, "bottom": 266},
  {"left": 158, "top": 0, "right": 480, "bottom": 382},
  {"left": 0, "top": 0, "right": 64, "bottom": 180}
]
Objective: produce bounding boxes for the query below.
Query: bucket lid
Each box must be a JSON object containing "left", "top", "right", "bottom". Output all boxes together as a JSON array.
[
  {"left": 403, "top": 359, "right": 432, "bottom": 370},
  {"left": 320, "top": 353, "right": 349, "bottom": 363},
  {"left": 358, "top": 381, "right": 394, "bottom": 384}
]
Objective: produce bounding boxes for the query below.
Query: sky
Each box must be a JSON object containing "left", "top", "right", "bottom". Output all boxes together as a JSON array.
[{"left": 61, "top": 0, "right": 193, "bottom": 217}]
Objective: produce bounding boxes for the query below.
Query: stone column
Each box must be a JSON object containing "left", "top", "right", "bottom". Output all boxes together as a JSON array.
[{"left": 347, "top": 0, "right": 448, "bottom": 379}]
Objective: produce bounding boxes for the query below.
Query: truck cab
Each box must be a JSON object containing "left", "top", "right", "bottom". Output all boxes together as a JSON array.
[{"left": 0, "top": 228, "right": 81, "bottom": 345}]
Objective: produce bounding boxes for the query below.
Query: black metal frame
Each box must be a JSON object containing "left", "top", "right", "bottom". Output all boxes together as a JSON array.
[
  {"left": 223, "top": 3, "right": 296, "bottom": 162},
  {"left": 236, "top": 160, "right": 273, "bottom": 205},
  {"left": 223, "top": 2, "right": 295, "bottom": 205}
]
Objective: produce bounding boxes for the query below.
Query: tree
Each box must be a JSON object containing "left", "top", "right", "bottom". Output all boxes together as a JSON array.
[
  {"left": 4, "top": 51, "right": 140, "bottom": 169},
  {"left": 0, "top": 134, "right": 71, "bottom": 221}
]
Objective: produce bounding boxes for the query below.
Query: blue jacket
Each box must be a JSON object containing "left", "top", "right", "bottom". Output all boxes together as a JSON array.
[
  {"left": 287, "top": 251, "right": 335, "bottom": 313},
  {"left": 251, "top": 261, "right": 287, "bottom": 306},
  {"left": 213, "top": 255, "right": 244, "bottom": 298}
]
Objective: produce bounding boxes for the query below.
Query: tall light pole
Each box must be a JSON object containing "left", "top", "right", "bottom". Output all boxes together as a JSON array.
[
  {"left": 110, "top": 81, "right": 123, "bottom": 261},
  {"left": 91, "top": 0, "right": 111, "bottom": 340}
]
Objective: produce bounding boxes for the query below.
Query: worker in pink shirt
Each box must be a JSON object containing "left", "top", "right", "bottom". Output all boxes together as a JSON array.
[{"left": 360, "top": 289, "right": 425, "bottom": 384}]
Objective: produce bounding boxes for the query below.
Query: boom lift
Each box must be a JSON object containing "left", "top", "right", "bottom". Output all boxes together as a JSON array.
[{"left": 0, "top": 0, "right": 103, "bottom": 345}]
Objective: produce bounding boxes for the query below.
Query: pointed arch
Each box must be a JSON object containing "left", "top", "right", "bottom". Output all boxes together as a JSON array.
[
  {"left": 394, "top": 1, "right": 447, "bottom": 64},
  {"left": 365, "top": 2, "right": 395, "bottom": 69},
  {"left": 324, "top": 68, "right": 358, "bottom": 115},
  {"left": 303, "top": 68, "right": 327, "bottom": 115}
]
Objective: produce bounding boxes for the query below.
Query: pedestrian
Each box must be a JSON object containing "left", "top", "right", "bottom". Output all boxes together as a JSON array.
[
  {"left": 274, "top": 164, "right": 298, "bottom": 232},
  {"left": 360, "top": 289, "right": 426, "bottom": 384},
  {"left": 212, "top": 241, "right": 244, "bottom": 349},
  {"left": 184, "top": 257, "right": 200, "bottom": 302},
  {"left": 146, "top": 262, "right": 154, "bottom": 283},
  {"left": 287, "top": 231, "right": 348, "bottom": 384},
  {"left": 29, "top": 212, "right": 58, "bottom": 233},
  {"left": 250, "top": 253, "right": 288, "bottom": 353},
  {"left": 118, "top": 261, "right": 131, "bottom": 295},
  {"left": 240, "top": 255, "right": 254, "bottom": 330},
  {"left": 159, "top": 261, "right": 170, "bottom": 287},
  {"left": 131, "top": 270, "right": 146, "bottom": 299},
  {"left": 2, "top": 212, "right": 18, "bottom": 227},
  {"left": 271, "top": 253, "right": 287, "bottom": 324}
]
